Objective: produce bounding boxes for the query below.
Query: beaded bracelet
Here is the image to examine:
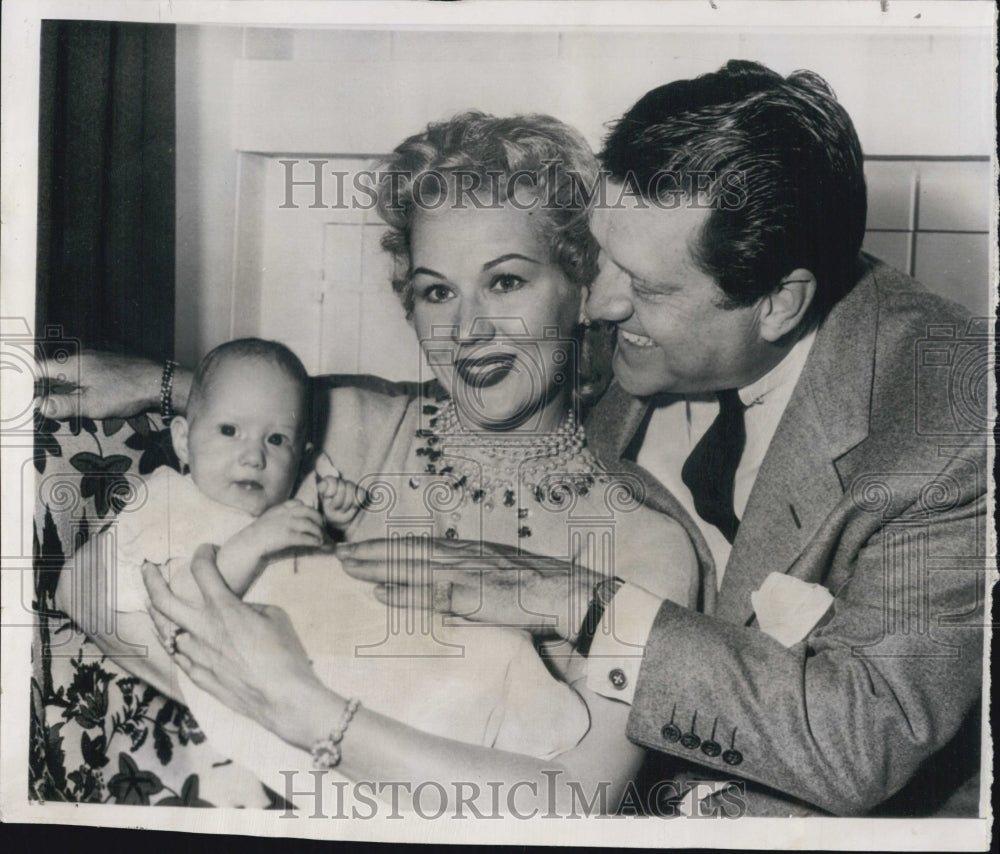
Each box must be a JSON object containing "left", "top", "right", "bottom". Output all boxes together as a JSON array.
[
  {"left": 310, "top": 697, "right": 361, "bottom": 770},
  {"left": 160, "top": 359, "right": 178, "bottom": 422},
  {"left": 575, "top": 576, "right": 625, "bottom": 657}
]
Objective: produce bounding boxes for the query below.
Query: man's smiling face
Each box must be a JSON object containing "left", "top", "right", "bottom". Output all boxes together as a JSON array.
[{"left": 586, "top": 190, "right": 774, "bottom": 396}]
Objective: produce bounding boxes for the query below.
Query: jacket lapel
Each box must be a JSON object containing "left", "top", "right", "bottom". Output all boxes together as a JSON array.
[{"left": 714, "top": 265, "right": 880, "bottom": 625}]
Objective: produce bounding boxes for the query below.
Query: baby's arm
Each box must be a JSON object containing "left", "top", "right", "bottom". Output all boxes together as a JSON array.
[
  {"left": 317, "top": 474, "right": 365, "bottom": 528},
  {"left": 212, "top": 500, "right": 328, "bottom": 597}
]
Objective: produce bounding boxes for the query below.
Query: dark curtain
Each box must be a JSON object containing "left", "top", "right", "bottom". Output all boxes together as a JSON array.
[{"left": 36, "top": 20, "right": 175, "bottom": 361}]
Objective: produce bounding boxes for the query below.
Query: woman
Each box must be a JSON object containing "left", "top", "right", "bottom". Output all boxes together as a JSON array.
[{"left": 52, "top": 112, "right": 701, "bottom": 814}]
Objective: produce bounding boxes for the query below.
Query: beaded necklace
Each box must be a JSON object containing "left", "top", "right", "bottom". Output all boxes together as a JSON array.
[{"left": 412, "top": 397, "right": 609, "bottom": 539}]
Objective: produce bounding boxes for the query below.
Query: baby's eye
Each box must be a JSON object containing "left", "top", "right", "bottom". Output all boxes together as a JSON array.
[
  {"left": 267, "top": 433, "right": 288, "bottom": 447},
  {"left": 417, "top": 283, "right": 455, "bottom": 304},
  {"left": 219, "top": 424, "right": 237, "bottom": 437},
  {"left": 489, "top": 273, "right": 526, "bottom": 294}
]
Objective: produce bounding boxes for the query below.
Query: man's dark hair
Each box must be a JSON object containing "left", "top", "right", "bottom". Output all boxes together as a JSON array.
[{"left": 600, "top": 59, "right": 867, "bottom": 327}]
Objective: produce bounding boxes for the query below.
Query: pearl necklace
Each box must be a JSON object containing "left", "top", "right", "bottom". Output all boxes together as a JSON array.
[{"left": 412, "top": 398, "right": 609, "bottom": 539}]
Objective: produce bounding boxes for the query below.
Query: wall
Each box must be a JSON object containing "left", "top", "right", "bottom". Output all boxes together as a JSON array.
[
  {"left": 174, "top": 25, "right": 243, "bottom": 366},
  {"left": 175, "top": 25, "right": 994, "bottom": 374}
]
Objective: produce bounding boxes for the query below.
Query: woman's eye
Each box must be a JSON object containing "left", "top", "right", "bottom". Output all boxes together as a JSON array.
[
  {"left": 489, "top": 274, "right": 526, "bottom": 293},
  {"left": 219, "top": 424, "right": 237, "bottom": 437},
  {"left": 418, "top": 283, "right": 455, "bottom": 304},
  {"left": 267, "top": 434, "right": 287, "bottom": 447}
]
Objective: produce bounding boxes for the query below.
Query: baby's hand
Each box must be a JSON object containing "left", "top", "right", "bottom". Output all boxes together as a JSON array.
[
  {"left": 318, "top": 475, "right": 365, "bottom": 527},
  {"left": 248, "top": 499, "right": 327, "bottom": 551},
  {"left": 217, "top": 500, "right": 327, "bottom": 591}
]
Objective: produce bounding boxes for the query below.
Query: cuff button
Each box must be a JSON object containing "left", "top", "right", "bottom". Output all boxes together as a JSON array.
[
  {"left": 722, "top": 749, "right": 743, "bottom": 766},
  {"left": 608, "top": 668, "right": 628, "bottom": 690},
  {"left": 701, "top": 740, "right": 721, "bottom": 758},
  {"left": 660, "top": 723, "right": 681, "bottom": 743},
  {"left": 680, "top": 732, "right": 701, "bottom": 750}
]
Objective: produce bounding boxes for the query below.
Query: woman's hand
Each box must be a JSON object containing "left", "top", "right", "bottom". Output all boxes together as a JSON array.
[
  {"left": 36, "top": 350, "right": 184, "bottom": 420},
  {"left": 337, "top": 537, "right": 600, "bottom": 642},
  {"left": 142, "top": 544, "right": 330, "bottom": 747}
]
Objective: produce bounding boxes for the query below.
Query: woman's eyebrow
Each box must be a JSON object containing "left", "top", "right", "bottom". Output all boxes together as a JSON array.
[
  {"left": 483, "top": 253, "right": 540, "bottom": 270},
  {"left": 409, "top": 266, "right": 446, "bottom": 279}
]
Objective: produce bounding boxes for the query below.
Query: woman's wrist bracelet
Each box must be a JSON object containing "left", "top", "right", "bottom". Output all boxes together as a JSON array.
[
  {"left": 160, "top": 359, "right": 178, "bottom": 422},
  {"left": 575, "top": 576, "right": 625, "bottom": 657},
  {"left": 310, "top": 697, "right": 361, "bottom": 769}
]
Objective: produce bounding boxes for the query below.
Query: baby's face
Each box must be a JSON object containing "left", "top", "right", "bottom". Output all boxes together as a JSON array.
[{"left": 175, "top": 358, "right": 306, "bottom": 516}]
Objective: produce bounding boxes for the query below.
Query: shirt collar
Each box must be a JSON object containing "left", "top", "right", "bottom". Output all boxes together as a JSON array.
[{"left": 738, "top": 328, "right": 817, "bottom": 409}]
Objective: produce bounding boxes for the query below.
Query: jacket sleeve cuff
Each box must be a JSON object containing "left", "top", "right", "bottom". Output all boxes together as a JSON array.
[{"left": 584, "top": 583, "right": 663, "bottom": 703}]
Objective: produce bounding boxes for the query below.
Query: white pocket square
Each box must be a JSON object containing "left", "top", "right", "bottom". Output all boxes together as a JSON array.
[{"left": 750, "top": 573, "right": 834, "bottom": 647}]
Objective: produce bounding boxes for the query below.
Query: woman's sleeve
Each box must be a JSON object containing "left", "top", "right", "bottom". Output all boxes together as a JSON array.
[{"left": 311, "top": 379, "right": 420, "bottom": 484}]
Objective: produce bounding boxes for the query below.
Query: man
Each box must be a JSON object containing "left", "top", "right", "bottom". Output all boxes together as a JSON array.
[
  {"left": 40, "top": 61, "right": 987, "bottom": 816},
  {"left": 339, "top": 60, "right": 988, "bottom": 816}
]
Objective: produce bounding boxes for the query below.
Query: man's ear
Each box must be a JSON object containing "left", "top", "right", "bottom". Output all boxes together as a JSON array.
[
  {"left": 170, "top": 416, "right": 191, "bottom": 467},
  {"left": 759, "top": 269, "right": 816, "bottom": 342}
]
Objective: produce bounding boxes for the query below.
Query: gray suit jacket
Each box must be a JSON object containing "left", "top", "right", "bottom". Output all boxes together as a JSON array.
[{"left": 585, "top": 257, "right": 987, "bottom": 816}]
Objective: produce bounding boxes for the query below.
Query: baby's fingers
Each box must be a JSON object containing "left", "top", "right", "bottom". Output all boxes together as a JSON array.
[
  {"left": 283, "top": 512, "right": 327, "bottom": 544},
  {"left": 327, "top": 479, "right": 364, "bottom": 511},
  {"left": 292, "top": 504, "right": 326, "bottom": 528}
]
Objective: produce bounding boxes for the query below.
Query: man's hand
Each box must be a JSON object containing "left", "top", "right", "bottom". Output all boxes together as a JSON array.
[
  {"left": 35, "top": 350, "right": 178, "bottom": 420},
  {"left": 217, "top": 500, "right": 328, "bottom": 592},
  {"left": 337, "top": 537, "right": 601, "bottom": 641}
]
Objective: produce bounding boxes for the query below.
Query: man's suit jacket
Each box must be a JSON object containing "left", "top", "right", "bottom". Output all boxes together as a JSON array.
[{"left": 585, "top": 257, "right": 987, "bottom": 817}]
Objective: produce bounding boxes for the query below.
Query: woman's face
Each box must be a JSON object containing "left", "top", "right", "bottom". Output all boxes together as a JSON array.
[{"left": 408, "top": 202, "right": 583, "bottom": 432}]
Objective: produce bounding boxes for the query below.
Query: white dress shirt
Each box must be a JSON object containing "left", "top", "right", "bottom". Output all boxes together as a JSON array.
[{"left": 586, "top": 330, "right": 816, "bottom": 702}]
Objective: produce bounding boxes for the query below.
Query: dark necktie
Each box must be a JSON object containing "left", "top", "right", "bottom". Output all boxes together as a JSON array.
[{"left": 681, "top": 389, "right": 747, "bottom": 543}]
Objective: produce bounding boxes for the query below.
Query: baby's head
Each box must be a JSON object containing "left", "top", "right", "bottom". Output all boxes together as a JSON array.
[{"left": 170, "top": 338, "right": 311, "bottom": 516}]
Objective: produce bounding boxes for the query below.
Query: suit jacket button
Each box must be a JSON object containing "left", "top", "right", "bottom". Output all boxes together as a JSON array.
[
  {"left": 661, "top": 723, "right": 681, "bottom": 742},
  {"left": 608, "top": 668, "right": 627, "bottom": 690},
  {"left": 680, "top": 732, "right": 701, "bottom": 750},
  {"left": 701, "top": 740, "right": 721, "bottom": 758},
  {"left": 722, "top": 749, "right": 743, "bottom": 766}
]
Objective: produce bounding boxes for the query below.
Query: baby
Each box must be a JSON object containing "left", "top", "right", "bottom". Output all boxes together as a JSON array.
[{"left": 111, "top": 338, "right": 360, "bottom": 612}]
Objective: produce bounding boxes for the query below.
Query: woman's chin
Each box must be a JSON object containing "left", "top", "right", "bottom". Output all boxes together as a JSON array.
[{"left": 465, "top": 393, "right": 558, "bottom": 433}]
